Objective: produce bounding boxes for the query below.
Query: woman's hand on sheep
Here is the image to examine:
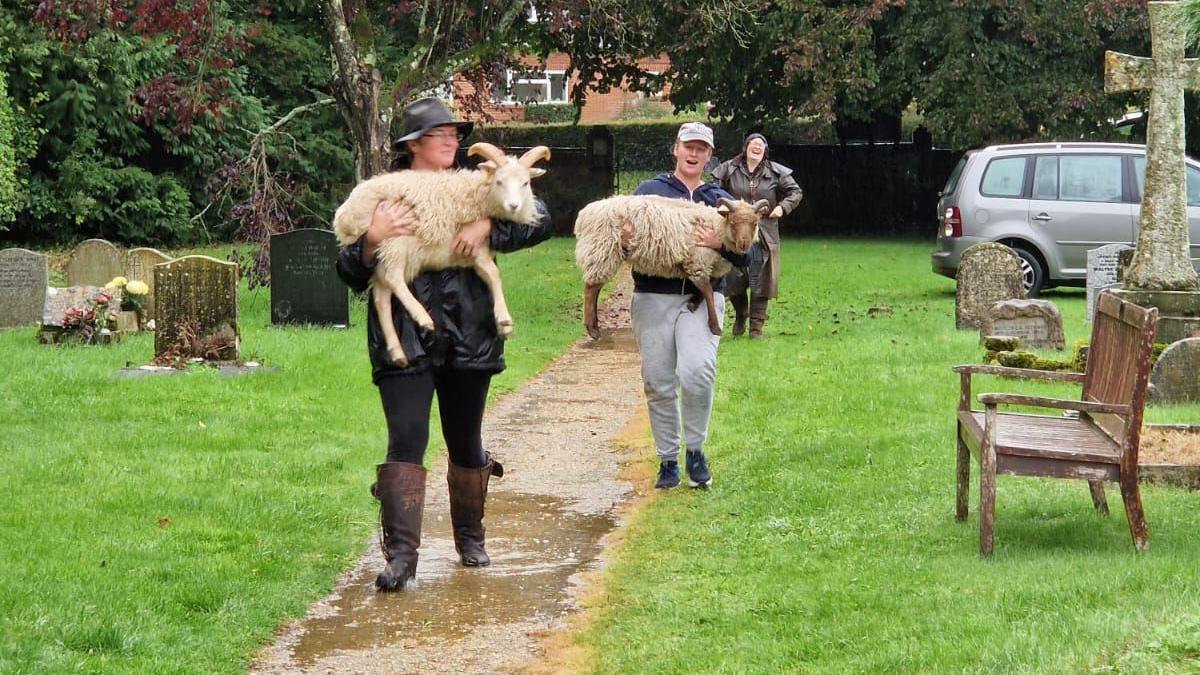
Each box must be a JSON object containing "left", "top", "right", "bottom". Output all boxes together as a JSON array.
[
  {"left": 364, "top": 201, "right": 418, "bottom": 263},
  {"left": 453, "top": 219, "right": 492, "bottom": 257},
  {"left": 694, "top": 220, "right": 722, "bottom": 250}
]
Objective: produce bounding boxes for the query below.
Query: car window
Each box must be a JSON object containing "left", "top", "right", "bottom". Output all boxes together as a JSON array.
[
  {"left": 1033, "top": 155, "right": 1059, "bottom": 200},
  {"left": 1131, "top": 157, "right": 1200, "bottom": 206},
  {"left": 980, "top": 157, "right": 1027, "bottom": 198},
  {"left": 942, "top": 157, "right": 966, "bottom": 197},
  {"left": 1058, "top": 155, "right": 1122, "bottom": 203}
]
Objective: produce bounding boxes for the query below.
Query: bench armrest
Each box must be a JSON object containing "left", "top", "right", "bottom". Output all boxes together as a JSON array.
[
  {"left": 952, "top": 364, "right": 1085, "bottom": 383},
  {"left": 977, "top": 393, "right": 1131, "bottom": 415}
]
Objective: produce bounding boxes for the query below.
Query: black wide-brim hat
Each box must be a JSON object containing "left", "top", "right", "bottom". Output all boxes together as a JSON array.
[{"left": 392, "top": 97, "right": 474, "bottom": 148}]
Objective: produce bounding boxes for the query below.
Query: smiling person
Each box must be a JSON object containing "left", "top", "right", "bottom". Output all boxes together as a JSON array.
[
  {"left": 628, "top": 122, "right": 747, "bottom": 490},
  {"left": 335, "top": 97, "right": 552, "bottom": 591},
  {"left": 711, "top": 133, "right": 803, "bottom": 339}
]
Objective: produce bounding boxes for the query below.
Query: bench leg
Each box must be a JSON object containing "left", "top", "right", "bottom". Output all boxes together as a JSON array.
[
  {"left": 979, "top": 407, "right": 997, "bottom": 556},
  {"left": 1119, "top": 473, "right": 1149, "bottom": 552},
  {"left": 955, "top": 429, "right": 969, "bottom": 521},
  {"left": 1088, "top": 481, "right": 1109, "bottom": 516}
]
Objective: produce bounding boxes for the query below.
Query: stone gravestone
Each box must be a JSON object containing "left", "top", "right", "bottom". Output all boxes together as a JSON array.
[
  {"left": 125, "top": 247, "right": 173, "bottom": 322},
  {"left": 0, "top": 248, "right": 48, "bottom": 328},
  {"left": 955, "top": 243, "right": 1025, "bottom": 330},
  {"left": 66, "top": 239, "right": 123, "bottom": 287},
  {"left": 42, "top": 286, "right": 120, "bottom": 327},
  {"left": 1086, "top": 244, "right": 1133, "bottom": 321},
  {"left": 269, "top": 229, "right": 348, "bottom": 326},
  {"left": 1148, "top": 338, "right": 1200, "bottom": 404},
  {"left": 979, "top": 299, "right": 1065, "bottom": 350},
  {"left": 154, "top": 256, "right": 239, "bottom": 361}
]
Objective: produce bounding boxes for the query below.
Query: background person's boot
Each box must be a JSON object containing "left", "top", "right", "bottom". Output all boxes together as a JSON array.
[
  {"left": 730, "top": 294, "right": 749, "bottom": 336},
  {"left": 749, "top": 297, "right": 769, "bottom": 339},
  {"left": 447, "top": 454, "right": 504, "bottom": 567},
  {"left": 371, "top": 461, "right": 426, "bottom": 591}
]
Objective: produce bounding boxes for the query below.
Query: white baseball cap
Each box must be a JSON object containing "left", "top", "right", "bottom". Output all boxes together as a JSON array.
[{"left": 676, "top": 122, "right": 714, "bottom": 148}]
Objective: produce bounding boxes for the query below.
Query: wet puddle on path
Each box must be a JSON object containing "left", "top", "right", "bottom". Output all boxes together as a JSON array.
[{"left": 253, "top": 279, "right": 645, "bottom": 674}]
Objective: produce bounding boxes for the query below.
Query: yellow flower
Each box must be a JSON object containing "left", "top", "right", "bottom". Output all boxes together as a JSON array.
[
  {"left": 126, "top": 280, "right": 150, "bottom": 295},
  {"left": 106, "top": 276, "right": 128, "bottom": 289}
]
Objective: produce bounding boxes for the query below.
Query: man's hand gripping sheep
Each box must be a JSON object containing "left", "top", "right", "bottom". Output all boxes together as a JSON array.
[{"left": 333, "top": 143, "right": 550, "bottom": 366}]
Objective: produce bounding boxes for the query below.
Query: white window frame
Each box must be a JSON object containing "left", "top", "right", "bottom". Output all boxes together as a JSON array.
[{"left": 500, "top": 69, "right": 569, "bottom": 105}]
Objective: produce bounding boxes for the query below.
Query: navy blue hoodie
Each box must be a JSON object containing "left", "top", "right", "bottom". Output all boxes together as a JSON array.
[{"left": 632, "top": 172, "right": 747, "bottom": 294}]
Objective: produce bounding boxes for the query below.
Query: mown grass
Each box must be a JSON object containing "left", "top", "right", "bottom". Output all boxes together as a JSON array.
[
  {"left": 0, "top": 237, "right": 583, "bottom": 674},
  {"left": 580, "top": 239, "right": 1200, "bottom": 673}
]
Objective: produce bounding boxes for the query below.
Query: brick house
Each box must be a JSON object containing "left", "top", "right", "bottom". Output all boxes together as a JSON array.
[{"left": 450, "top": 54, "right": 673, "bottom": 124}]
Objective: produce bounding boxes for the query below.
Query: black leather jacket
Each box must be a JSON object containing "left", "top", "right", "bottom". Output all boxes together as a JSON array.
[{"left": 336, "top": 201, "right": 552, "bottom": 382}]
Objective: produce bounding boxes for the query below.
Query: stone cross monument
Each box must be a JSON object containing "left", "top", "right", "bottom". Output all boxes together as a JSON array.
[{"left": 1104, "top": 1, "right": 1200, "bottom": 291}]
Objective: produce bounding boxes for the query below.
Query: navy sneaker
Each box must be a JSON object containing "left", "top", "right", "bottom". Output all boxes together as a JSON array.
[
  {"left": 655, "top": 461, "right": 680, "bottom": 489},
  {"left": 686, "top": 451, "right": 712, "bottom": 488}
]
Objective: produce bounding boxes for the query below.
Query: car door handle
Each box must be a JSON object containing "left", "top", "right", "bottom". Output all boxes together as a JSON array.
[{"left": 1032, "top": 213, "right": 1053, "bottom": 222}]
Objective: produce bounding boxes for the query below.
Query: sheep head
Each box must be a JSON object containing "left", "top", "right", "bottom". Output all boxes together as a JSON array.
[
  {"left": 715, "top": 198, "right": 768, "bottom": 253},
  {"left": 467, "top": 143, "right": 551, "bottom": 224}
]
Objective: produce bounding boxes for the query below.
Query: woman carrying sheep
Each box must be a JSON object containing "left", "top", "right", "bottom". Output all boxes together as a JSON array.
[
  {"left": 711, "top": 133, "right": 803, "bottom": 339},
  {"left": 628, "top": 122, "right": 747, "bottom": 490},
  {"left": 335, "top": 98, "right": 551, "bottom": 591}
]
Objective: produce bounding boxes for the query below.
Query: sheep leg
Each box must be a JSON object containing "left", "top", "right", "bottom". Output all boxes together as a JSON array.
[
  {"left": 472, "top": 251, "right": 513, "bottom": 338},
  {"left": 372, "top": 281, "right": 409, "bottom": 367},
  {"left": 583, "top": 283, "right": 603, "bottom": 340},
  {"left": 690, "top": 276, "right": 722, "bottom": 337}
]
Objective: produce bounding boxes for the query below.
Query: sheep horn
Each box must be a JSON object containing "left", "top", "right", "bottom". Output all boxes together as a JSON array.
[
  {"left": 518, "top": 145, "right": 551, "bottom": 169},
  {"left": 753, "top": 199, "right": 771, "bottom": 214},
  {"left": 468, "top": 142, "right": 508, "bottom": 166},
  {"left": 716, "top": 197, "right": 737, "bottom": 211}
]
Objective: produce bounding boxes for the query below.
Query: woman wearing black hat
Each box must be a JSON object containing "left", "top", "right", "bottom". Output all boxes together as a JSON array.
[
  {"left": 711, "top": 133, "right": 803, "bottom": 338},
  {"left": 335, "top": 97, "right": 552, "bottom": 591}
]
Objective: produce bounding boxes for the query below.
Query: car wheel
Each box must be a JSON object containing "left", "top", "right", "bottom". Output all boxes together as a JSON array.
[{"left": 1010, "top": 246, "right": 1045, "bottom": 297}]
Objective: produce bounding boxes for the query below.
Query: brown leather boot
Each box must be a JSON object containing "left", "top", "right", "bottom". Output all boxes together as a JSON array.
[
  {"left": 371, "top": 461, "right": 426, "bottom": 591},
  {"left": 730, "top": 294, "right": 749, "bottom": 337},
  {"left": 748, "top": 297, "right": 769, "bottom": 339},
  {"left": 447, "top": 455, "right": 504, "bottom": 567}
]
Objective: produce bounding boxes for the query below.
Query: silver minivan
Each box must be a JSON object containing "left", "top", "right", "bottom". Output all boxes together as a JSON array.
[{"left": 931, "top": 142, "right": 1200, "bottom": 295}]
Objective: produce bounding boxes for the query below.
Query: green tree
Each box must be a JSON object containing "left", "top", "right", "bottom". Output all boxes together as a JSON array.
[{"left": 0, "top": 67, "right": 18, "bottom": 227}]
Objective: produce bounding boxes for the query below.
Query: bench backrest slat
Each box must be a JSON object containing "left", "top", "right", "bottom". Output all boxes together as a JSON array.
[{"left": 1082, "top": 291, "right": 1158, "bottom": 453}]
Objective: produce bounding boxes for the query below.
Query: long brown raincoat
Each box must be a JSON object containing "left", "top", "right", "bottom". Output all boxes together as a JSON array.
[{"left": 711, "top": 159, "right": 803, "bottom": 298}]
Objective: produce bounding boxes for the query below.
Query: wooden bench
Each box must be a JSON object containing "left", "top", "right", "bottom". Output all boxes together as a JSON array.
[{"left": 953, "top": 292, "right": 1158, "bottom": 555}]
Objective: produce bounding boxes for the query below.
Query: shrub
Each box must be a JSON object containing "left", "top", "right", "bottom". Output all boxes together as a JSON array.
[{"left": 524, "top": 103, "right": 576, "bottom": 124}]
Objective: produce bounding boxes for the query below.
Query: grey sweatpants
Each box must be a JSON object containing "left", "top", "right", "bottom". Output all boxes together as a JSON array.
[{"left": 630, "top": 291, "right": 724, "bottom": 463}]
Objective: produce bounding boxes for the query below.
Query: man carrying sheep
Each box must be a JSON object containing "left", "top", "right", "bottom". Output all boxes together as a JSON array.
[{"left": 628, "top": 122, "right": 746, "bottom": 489}]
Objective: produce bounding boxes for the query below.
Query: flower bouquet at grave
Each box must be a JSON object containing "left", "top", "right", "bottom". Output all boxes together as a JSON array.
[
  {"left": 61, "top": 291, "right": 117, "bottom": 344},
  {"left": 107, "top": 276, "right": 149, "bottom": 329}
]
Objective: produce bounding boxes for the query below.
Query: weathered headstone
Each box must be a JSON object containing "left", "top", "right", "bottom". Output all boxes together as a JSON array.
[
  {"left": 0, "top": 248, "right": 48, "bottom": 328},
  {"left": 41, "top": 286, "right": 120, "bottom": 327},
  {"left": 66, "top": 239, "right": 123, "bottom": 287},
  {"left": 1148, "top": 338, "right": 1200, "bottom": 403},
  {"left": 125, "top": 247, "right": 173, "bottom": 322},
  {"left": 270, "top": 229, "right": 348, "bottom": 326},
  {"left": 1086, "top": 244, "right": 1133, "bottom": 321},
  {"left": 154, "top": 256, "right": 239, "bottom": 360},
  {"left": 955, "top": 243, "right": 1025, "bottom": 330},
  {"left": 979, "top": 299, "right": 1065, "bottom": 350}
]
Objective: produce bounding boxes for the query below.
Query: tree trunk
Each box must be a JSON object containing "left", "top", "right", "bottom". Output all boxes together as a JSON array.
[
  {"left": 322, "top": 0, "right": 388, "bottom": 182},
  {"left": 1124, "top": 3, "right": 1199, "bottom": 292}
]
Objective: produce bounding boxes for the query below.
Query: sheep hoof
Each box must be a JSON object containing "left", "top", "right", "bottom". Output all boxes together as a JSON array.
[
  {"left": 708, "top": 323, "right": 723, "bottom": 337},
  {"left": 686, "top": 299, "right": 701, "bottom": 313},
  {"left": 387, "top": 348, "right": 409, "bottom": 367},
  {"left": 586, "top": 323, "right": 601, "bottom": 340},
  {"left": 497, "top": 320, "right": 514, "bottom": 339}
]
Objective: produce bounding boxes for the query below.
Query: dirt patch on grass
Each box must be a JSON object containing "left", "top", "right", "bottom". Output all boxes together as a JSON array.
[{"left": 1140, "top": 426, "right": 1200, "bottom": 466}]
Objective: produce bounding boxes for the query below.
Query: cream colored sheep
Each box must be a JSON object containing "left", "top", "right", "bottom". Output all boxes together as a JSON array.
[
  {"left": 573, "top": 195, "right": 767, "bottom": 338},
  {"left": 334, "top": 143, "right": 550, "bottom": 366}
]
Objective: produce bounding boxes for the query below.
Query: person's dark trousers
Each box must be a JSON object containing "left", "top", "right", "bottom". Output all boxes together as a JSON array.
[
  {"left": 371, "top": 461, "right": 426, "bottom": 591},
  {"left": 729, "top": 291, "right": 749, "bottom": 337},
  {"left": 749, "top": 296, "right": 769, "bottom": 339}
]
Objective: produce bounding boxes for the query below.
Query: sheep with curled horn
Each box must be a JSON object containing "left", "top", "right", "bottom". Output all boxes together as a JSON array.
[
  {"left": 573, "top": 194, "right": 769, "bottom": 338},
  {"left": 333, "top": 142, "right": 551, "bottom": 366}
]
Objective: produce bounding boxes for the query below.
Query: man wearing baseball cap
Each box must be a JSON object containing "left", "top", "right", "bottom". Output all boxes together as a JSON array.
[{"left": 628, "top": 122, "right": 746, "bottom": 490}]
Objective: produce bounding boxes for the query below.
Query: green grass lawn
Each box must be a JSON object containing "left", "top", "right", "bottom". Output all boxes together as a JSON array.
[
  {"left": 0, "top": 238, "right": 583, "bottom": 674},
  {"left": 580, "top": 239, "right": 1200, "bottom": 673}
]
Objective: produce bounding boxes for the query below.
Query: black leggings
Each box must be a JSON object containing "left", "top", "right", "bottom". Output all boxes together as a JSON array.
[{"left": 377, "top": 368, "right": 491, "bottom": 468}]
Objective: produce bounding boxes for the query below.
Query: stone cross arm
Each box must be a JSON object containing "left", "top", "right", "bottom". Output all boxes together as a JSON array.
[{"left": 1105, "top": 51, "right": 1200, "bottom": 94}]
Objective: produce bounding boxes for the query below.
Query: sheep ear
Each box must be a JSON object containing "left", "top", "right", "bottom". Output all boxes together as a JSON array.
[
  {"left": 715, "top": 203, "right": 731, "bottom": 215},
  {"left": 527, "top": 167, "right": 546, "bottom": 179},
  {"left": 478, "top": 161, "right": 498, "bottom": 173}
]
